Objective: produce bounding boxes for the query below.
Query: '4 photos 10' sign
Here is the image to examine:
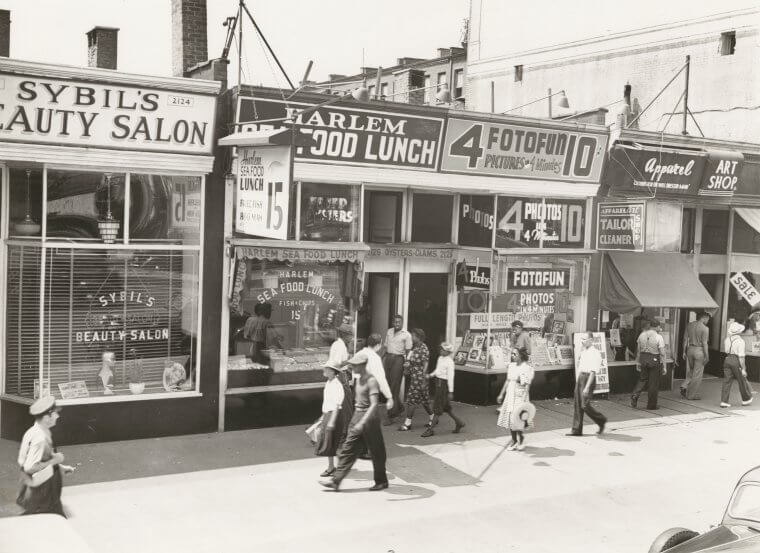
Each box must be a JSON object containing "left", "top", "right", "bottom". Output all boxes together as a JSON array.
[{"left": 441, "top": 117, "right": 607, "bottom": 183}]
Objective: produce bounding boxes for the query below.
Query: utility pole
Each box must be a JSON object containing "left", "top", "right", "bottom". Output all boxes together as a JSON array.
[
  {"left": 238, "top": 0, "right": 243, "bottom": 88},
  {"left": 682, "top": 55, "right": 690, "bottom": 135}
]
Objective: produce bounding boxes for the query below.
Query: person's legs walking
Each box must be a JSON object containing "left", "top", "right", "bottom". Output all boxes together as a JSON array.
[
  {"left": 571, "top": 374, "right": 585, "bottom": 434},
  {"left": 582, "top": 373, "right": 606, "bottom": 430},
  {"left": 686, "top": 348, "right": 705, "bottom": 399},
  {"left": 736, "top": 366, "right": 753, "bottom": 403},
  {"left": 721, "top": 365, "right": 735, "bottom": 405},
  {"left": 646, "top": 360, "right": 661, "bottom": 409},
  {"left": 631, "top": 366, "right": 649, "bottom": 408},
  {"left": 331, "top": 416, "right": 364, "bottom": 487},
  {"left": 364, "top": 417, "right": 388, "bottom": 487},
  {"left": 386, "top": 356, "right": 404, "bottom": 419},
  {"left": 444, "top": 405, "right": 465, "bottom": 432},
  {"left": 682, "top": 350, "right": 694, "bottom": 396}
]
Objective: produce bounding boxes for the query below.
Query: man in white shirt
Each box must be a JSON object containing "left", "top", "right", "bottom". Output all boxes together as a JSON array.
[
  {"left": 328, "top": 323, "right": 353, "bottom": 367},
  {"left": 631, "top": 319, "right": 668, "bottom": 410},
  {"left": 567, "top": 332, "right": 607, "bottom": 436},
  {"left": 382, "top": 315, "right": 412, "bottom": 424},
  {"left": 361, "top": 334, "right": 393, "bottom": 414}
]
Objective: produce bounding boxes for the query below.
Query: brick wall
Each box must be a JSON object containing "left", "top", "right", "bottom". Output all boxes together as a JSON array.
[
  {"left": 171, "top": 0, "right": 208, "bottom": 77},
  {"left": 393, "top": 68, "right": 425, "bottom": 105},
  {"left": 86, "top": 27, "right": 118, "bottom": 70},
  {"left": 0, "top": 10, "right": 9, "bottom": 57}
]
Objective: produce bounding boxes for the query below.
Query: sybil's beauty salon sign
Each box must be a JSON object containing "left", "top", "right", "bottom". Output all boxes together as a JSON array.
[{"left": 0, "top": 72, "right": 217, "bottom": 154}]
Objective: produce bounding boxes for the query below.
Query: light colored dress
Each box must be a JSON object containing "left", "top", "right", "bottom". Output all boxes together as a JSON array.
[{"left": 497, "top": 362, "right": 534, "bottom": 430}]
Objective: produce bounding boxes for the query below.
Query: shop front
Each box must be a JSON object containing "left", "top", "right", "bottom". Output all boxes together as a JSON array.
[
  {"left": 217, "top": 87, "right": 609, "bottom": 430},
  {"left": 598, "top": 129, "right": 760, "bottom": 390},
  {"left": 0, "top": 59, "right": 221, "bottom": 443}
]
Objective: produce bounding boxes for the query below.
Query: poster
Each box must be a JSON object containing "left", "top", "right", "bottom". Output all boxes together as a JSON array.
[
  {"left": 495, "top": 197, "right": 586, "bottom": 249},
  {"left": 236, "top": 146, "right": 291, "bottom": 239},
  {"left": 58, "top": 381, "right": 90, "bottom": 400},
  {"left": 459, "top": 195, "right": 495, "bottom": 247},
  {"left": 597, "top": 202, "right": 645, "bottom": 251},
  {"left": 573, "top": 332, "right": 610, "bottom": 394},
  {"left": 171, "top": 177, "right": 202, "bottom": 229},
  {"left": 609, "top": 328, "right": 622, "bottom": 347}
]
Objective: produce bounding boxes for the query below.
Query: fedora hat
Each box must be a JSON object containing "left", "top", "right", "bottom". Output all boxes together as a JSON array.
[
  {"left": 509, "top": 402, "right": 536, "bottom": 430},
  {"left": 728, "top": 321, "right": 745, "bottom": 336}
]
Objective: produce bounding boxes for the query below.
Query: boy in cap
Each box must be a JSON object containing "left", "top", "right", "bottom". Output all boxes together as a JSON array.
[
  {"left": 16, "top": 396, "right": 75, "bottom": 516},
  {"left": 421, "top": 342, "right": 465, "bottom": 437},
  {"left": 320, "top": 350, "right": 389, "bottom": 492}
]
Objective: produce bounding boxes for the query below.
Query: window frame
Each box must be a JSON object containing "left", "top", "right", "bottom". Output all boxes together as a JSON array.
[{"left": 1, "top": 163, "right": 205, "bottom": 404}]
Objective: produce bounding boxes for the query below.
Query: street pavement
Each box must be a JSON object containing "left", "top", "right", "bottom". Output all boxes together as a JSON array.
[{"left": 2, "top": 376, "right": 760, "bottom": 553}]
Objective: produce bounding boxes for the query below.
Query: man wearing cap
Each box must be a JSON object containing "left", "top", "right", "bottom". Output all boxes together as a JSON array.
[
  {"left": 16, "top": 396, "right": 75, "bottom": 516},
  {"left": 631, "top": 319, "right": 668, "bottom": 410},
  {"left": 382, "top": 315, "right": 412, "bottom": 424},
  {"left": 681, "top": 312, "right": 710, "bottom": 400},
  {"left": 329, "top": 323, "right": 354, "bottom": 368},
  {"left": 320, "top": 350, "right": 389, "bottom": 492},
  {"left": 568, "top": 332, "right": 607, "bottom": 436},
  {"left": 511, "top": 321, "right": 532, "bottom": 356}
]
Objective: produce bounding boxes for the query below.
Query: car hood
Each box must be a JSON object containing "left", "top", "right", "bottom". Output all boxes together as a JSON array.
[{"left": 666, "top": 525, "right": 760, "bottom": 552}]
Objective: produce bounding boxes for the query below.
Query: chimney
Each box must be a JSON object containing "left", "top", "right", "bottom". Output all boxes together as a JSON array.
[
  {"left": 437, "top": 48, "right": 451, "bottom": 59},
  {"left": 171, "top": 0, "right": 208, "bottom": 77},
  {"left": 0, "top": 10, "right": 9, "bottom": 57},
  {"left": 87, "top": 27, "right": 119, "bottom": 69}
]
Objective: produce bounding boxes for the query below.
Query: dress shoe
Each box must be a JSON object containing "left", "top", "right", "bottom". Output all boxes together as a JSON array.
[
  {"left": 369, "top": 482, "right": 389, "bottom": 491},
  {"left": 597, "top": 421, "right": 606, "bottom": 435},
  {"left": 742, "top": 397, "right": 754, "bottom": 406},
  {"left": 319, "top": 479, "right": 339, "bottom": 491},
  {"left": 453, "top": 422, "right": 466, "bottom": 434},
  {"left": 720, "top": 402, "right": 731, "bottom": 408},
  {"left": 565, "top": 432, "right": 582, "bottom": 436},
  {"left": 421, "top": 427, "right": 435, "bottom": 438}
]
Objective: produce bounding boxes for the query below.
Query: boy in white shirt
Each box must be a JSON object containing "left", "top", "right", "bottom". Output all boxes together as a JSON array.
[{"left": 421, "top": 342, "right": 465, "bottom": 437}]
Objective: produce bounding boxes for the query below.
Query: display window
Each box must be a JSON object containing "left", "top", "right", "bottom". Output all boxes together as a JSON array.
[
  {"left": 495, "top": 196, "right": 586, "bottom": 249},
  {"left": 363, "top": 190, "right": 403, "bottom": 243},
  {"left": 599, "top": 307, "right": 677, "bottom": 363},
  {"left": 454, "top": 254, "right": 589, "bottom": 371},
  {"left": 411, "top": 193, "right": 453, "bottom": 243},
  {"left": 458, "top": 194, "right": 494, "bottom": 247},
  {"left": 3, "top": 167, "right": 203, "bottom": 402},
  {"left": 227, "top": 257, "right": 360, "bottom": 387},
  {"left": 299, "top": 182, "right": 360, "bottom": 242}
]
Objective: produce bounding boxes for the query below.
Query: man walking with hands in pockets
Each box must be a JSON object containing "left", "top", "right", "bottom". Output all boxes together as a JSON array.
[{"left": 567, "top": 332, "right": 607, "bottom": 436}]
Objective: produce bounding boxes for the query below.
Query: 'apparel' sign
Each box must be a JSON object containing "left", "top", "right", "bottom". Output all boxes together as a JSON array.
[
  {"left": 441, "top": 117, "right": 607, "bottom": 182},
  {"left": 597, "top": 202, "right": 645, "bottom": 251},
  {"left": 507, "top": 268, "right": 571, "bottom": 290},
  {"left": 0, "top": 72, "right": 216, "bottom": 154},
  {"left": 237, "top": 96, "right": 444, "bottom": 170},
  {"left": 236, "top": 146, "right": 292, "bottom": 240}
]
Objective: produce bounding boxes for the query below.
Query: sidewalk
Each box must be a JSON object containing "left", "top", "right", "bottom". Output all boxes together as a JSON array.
[{"left": 0, "top": 376, "right": 753, "bottom": 516}]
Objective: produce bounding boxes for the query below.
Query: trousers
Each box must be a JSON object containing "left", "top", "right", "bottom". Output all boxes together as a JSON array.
[
  {"left": 572, "top": 372, "right": 606, "bottom": 434},
  {"left": 383, "top": 354, "right": 405, "bottom": 417},
  {"left": 721, "top": 359, "right": 753, "bottom": 404},
  {"left": 333, "top": 410, "right": 388, "bottom": 486},
  {"left": 683, "top": 346, "right": 705, "bottom": 399},
  {"left": 632, "top": 353, "right": 661, "bottom": 409}
]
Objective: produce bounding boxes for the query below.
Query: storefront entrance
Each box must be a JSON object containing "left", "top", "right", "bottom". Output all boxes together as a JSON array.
[
  {"left": 359, "top": 272, "right": 399, "bottom": 343},
  {"left": 408, "top": 273, "right": 448, "bottom": 367}
]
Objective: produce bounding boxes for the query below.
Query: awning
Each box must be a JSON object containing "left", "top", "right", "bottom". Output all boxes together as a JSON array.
[
  {"left": 218, "top": 128, "right": 295, "bottom": 147},
  {"left": 601, "top": 252, "right": 718, "bottom": 313},
  {"left": 231, "top": 239, "right": 369, "bottom": 263}
]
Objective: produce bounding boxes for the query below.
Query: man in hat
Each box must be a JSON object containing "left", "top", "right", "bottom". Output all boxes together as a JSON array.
[
  {"left": 631, "top": 319, "right": 667, "bottom": 410},
  {"left": 511, "top": 321, "right": 532, "bottom": 356},
  {"left": 382, "top": 315, "right": 412, "bottom": 425},
  {"left": 320, "top": 350, "right": 389, "bottom": 492},
  {"left": 567, "top": 332, "right": 607, "bottom": 436},
  {"left": 16, "top": 396, "right": 75, "bottom": 516},
  {"left": 329, "top": 323, "right": 354, "bottom": 368},
  {"left": 681, "top": 311, "right": 710, "bottom": 400}
]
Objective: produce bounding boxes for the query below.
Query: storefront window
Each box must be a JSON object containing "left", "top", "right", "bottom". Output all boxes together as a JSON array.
[
  {"left": 701, "top": 209, "right": 729, "bottom": 254},
  {"left": 227, "top": 258, "right": 359, "bottom": 387},
  {"left": 454, "top": 255, "right": 588, "bottom": 371},
  {"left": 8, "top": 168, "right": 42, "bottom": 238},
  {"left": 732, "top": 209, "right": 760, "bottom": 254},
  {"left": 46, "top": 170, "right": 126, "bottom": 242},
  {"left": 495, "top": 197, "right": 586, "bottom": 249},
  {"left": 411, "top": 193, "right": 453, "bottom": 243},
  {"left": 299, "top": 182, "right": 360, "bottom": 242},
  {"left": 364, "top": 190, "right": 402, "bottom": 243},
  {"left": 233, "top": 180, "right": 297, "bottom": 241},
  {"left": 130, "top": 175, "right": 202, "bottom": 245},
  {"left": 645, "top": 201, "right": 682, "bottom": 252},
  {"left": 458, "top": 194, "right": 494, "bottom": 247}
]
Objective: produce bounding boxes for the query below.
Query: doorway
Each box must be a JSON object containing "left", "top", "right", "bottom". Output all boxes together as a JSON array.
[
  {"left": 358, "top": 272, "right": 399, "bottom": 346},
  {"left": 408, "top": 273, "right": 448, "bottom": 369}
]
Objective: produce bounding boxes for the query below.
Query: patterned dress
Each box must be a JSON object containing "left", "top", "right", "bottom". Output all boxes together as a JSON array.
[
  {"left": 497, "top": 362, "right": 534, "bottom": 430},
  {"left": 405, "top": 342, "right": 430, "bottom": 406}
]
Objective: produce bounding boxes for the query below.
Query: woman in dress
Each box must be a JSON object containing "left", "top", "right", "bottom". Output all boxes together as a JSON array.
[
  {"left": 315, "top": 361, "right": 349, "bottom": 477},
  {"left": 398, "top": 328, "right": 433, "bottom": 431},
  {"left": 497, "top": 347, "right": 534, "bottom": 451}
]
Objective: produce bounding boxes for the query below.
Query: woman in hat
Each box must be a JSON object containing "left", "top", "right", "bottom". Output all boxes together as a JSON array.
[
  {"left": 496, "top": 347, "right": 534, "bottom": 451},
  {"left": 16, "top": 396, "right": 75, "bottom": 516},
  {"left": 315, "top": 361, "right": 349, "bottom": 477},
  {"left": 721, "top": 321, "right": 754, "bottom": 408},
  {"left": 421, "top": 342, "right": 465, "bottom": 437},
  {"left": 398, "top": 328, "right": 433, "bottom": 431}
]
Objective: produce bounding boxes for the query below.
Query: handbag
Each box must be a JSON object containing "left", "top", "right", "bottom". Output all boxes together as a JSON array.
[{"left": 305, "top": 416, "right": 323, "bottom": 445}]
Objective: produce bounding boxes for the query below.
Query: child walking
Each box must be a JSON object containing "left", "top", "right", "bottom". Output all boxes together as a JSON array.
[
  {"left": 315, "top": 361, "right": 348, "bottom": 477},
  {"left": 421, "top": 342, "right": 465, "bottom": 437}
]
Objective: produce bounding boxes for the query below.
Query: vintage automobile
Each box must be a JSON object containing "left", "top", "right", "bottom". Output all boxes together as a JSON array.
[{"left": 649, "top": 465, "right": 760, "bottom": 552}]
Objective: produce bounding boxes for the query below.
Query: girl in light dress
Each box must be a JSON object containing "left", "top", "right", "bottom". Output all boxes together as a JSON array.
[{"left": 496, "top": 347, "right": 534, "bottom": 451}]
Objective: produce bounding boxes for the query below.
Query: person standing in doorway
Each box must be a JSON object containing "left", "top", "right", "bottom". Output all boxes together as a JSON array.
[
  {"left": 721, "top": 321, "right": 754, "bottom": 408},
  {"left": 320, "top": 351, "right": 389, "bottom": 492},
  {"left": 631, "top": 319, "right": 667, "bottom": 410},
  {"left": 398, "top": 328, "right": 433, "bottom": 431},
  {"left": 511, "top": 320, "right": 532, "bottom": 356},
  {"left": 382, "top": 315, "right": 412, "bottom": 425},
  {"left": 16, "top": 397, "right": 76, "bottom": 517},
  {"left": 681, "top": 312, "right": 710, "bottom": 400},
  {"left": 422, "top": 343, "right": 465, "bottom": 437},
  {"left": 568, "top": 332, "right": 607, "bottom": 436}
]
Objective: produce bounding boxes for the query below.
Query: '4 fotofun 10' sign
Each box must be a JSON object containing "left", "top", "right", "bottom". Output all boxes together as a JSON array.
[
  {"left": 441, "top": 118, "right": 607, "bottom": 182},
  {"left": 236, "top": 146, "right": 292, "bottom": 240}
]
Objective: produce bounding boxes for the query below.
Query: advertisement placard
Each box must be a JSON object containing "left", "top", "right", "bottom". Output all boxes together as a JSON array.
[
  {"left": 237, "top": 96, "right": 445, "bottom": 170},
  {"left": 506, "top": 268, "right": 571, "bottom": 291},
  {"left": 495, "top": 197, "right": 586, "bottom": 248},
  {"left": 597, "top": 202, "right": 645, "bottom": 251},
  {"left": 441, "top": 117, "right": 607, "bottom": 182},
  {"left": 699, "top": 151, "right": 743, "bottom": 197},
  {"left": 236, "top": 146, "right": 292, "bottom": 239},
  {"left": 608, "top": 147, "right": 706, "bottom": 195},
  {"left": 730, "top": 272, "right": 760, "bottom": 307},
  {"left": 573, "top": 332, "right": 610, "bottom": 394}
]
